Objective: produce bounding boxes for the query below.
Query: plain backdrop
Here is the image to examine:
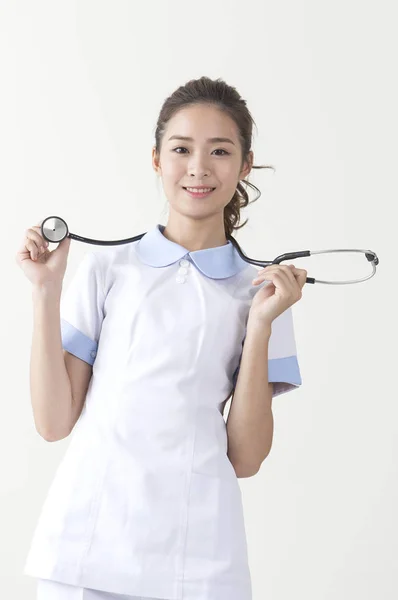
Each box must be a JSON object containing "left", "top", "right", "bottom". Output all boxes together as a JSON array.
[{"left": 1, "top": 1, "right": 396, "bottom": 599}]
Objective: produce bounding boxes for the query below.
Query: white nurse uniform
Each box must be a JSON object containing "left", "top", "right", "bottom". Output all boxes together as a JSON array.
[{"left": 24, "top": 224, "right": 302, "bottom": 600}]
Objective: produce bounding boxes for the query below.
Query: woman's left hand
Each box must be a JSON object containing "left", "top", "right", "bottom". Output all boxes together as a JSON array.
[{"left": 249, "top": 264, "right": 308, "bottom": 326}]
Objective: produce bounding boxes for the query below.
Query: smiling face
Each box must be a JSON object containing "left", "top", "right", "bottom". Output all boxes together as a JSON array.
[{"left": 152, "top": 103, "right": 253, "bottom": 223}]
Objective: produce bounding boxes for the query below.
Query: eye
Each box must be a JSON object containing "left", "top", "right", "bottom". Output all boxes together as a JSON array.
[
  {"left": 172, "top": 147, "right": 230, "bottom": 156},
  {"left": 172, "top": 147, "right": 188, "bottom": 154},
  {"left": 213, "top": 149, "right": 230, "bottom": 156}
]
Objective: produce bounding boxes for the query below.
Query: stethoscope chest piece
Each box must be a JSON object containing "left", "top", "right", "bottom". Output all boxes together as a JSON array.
[{"left": 41, "top": 216, "right": 69, "bottom": 243}]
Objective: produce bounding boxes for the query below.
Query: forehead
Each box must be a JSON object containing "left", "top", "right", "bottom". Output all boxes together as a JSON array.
[{"left": 164, "top": 104, "right": 239, "bottom": 142}]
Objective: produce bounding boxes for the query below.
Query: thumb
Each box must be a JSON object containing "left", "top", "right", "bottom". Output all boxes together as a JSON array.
[{"left": 56, "top": 235, "right": 72, "bottom": 255}]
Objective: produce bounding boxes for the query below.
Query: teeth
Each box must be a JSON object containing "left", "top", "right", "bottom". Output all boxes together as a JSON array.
[{"left": 186, "top": 187, "right": 214, "bottom": 193}]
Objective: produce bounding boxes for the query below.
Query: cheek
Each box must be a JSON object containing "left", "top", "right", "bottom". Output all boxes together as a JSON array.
[
  {"left": 159, "top": 155, "right": 184, "bottom": 177},
  {"left": 219, "top": 163, "right": 241, "bottom": 187},
  {"left": 162, "top": 166, "right": 182, "bottom": 180}
]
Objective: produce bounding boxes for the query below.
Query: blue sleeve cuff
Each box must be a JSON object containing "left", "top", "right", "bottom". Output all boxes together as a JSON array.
[
  {"left": 232, "top": 355, "right": 302, "bottom": 390},
  {"left": 61, "top": 319, "right": 98, "bottom": 366},
  {"left": 268, "top": 355, "right": 302, "bottom": 386}
]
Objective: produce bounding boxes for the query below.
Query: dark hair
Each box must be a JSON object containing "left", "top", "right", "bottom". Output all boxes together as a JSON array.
[{"left": 154, "top": 76, "right": 275, "bottom": 240}]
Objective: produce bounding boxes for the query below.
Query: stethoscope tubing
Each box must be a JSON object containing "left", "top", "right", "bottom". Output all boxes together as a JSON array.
[{"left": 41, "top": 216, "right": 379, "bottom": 286}]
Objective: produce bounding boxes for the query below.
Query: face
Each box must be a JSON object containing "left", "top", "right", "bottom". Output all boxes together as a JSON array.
[{"left": 152, "top": 104, "right": 253, "bottom": 221}]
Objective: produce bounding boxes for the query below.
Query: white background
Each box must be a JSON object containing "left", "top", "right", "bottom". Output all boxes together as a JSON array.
[{"left": 1, "top": 1, "right": 396, "bottom": 598}]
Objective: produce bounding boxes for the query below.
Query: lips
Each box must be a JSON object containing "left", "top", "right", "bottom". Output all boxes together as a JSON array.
[{"left": 183, "top": 186, "right": 216, "bottom": 199}]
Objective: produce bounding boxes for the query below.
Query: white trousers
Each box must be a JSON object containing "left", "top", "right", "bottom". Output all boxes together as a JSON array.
[{"left": 36, "top": 578, "right": 165, "bottom": 600}]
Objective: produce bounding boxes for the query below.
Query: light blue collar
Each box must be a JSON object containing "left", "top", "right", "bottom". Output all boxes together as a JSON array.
[{"left": 135, "top": 224, "right": 249, "bottom": 279}]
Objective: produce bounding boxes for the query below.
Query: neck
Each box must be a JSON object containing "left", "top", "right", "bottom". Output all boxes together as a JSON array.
[{"left": 162, "top": 215, "right": 228, "bottom": 252}]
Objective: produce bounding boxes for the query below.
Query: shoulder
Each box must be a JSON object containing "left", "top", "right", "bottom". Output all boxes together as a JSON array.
[
  {"left": 88, "top": 239, "right": 141, "bottom": 270},
  {"left": 85, "top": 240, "right": 143, "bottom": 293}
]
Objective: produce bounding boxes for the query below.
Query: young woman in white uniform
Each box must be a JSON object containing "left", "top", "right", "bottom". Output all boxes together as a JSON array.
[{"left": 17, "top": 77, "right": 307, "bottom": 600}]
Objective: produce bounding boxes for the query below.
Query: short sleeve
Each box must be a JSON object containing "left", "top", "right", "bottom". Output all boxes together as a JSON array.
[
  {"left": 232, "top": 306, "right": 302, "bottom": 398},
  {"left": 60, "top": 251, "right": 105, "bottom": 366}
]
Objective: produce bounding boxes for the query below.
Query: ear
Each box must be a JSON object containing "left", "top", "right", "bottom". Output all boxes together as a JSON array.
[
  {"left": 240, "top": 150, "right": 253, "bottom": 179},
  {"left": 152, "top": 146, "right": 161, "bottom": 175}
]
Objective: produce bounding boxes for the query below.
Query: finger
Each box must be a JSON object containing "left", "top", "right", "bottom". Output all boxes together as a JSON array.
[
  {"left": 252, "top": 267, "right": 293, "bottom": 293},
  {"left": 280, "top": 264, "right": 299, "bottom": 285},
  {"left": 31, "top": 225, "right": 49, "bottom": 246},
  {"left": 288, "top": 264, "right": 308, "bottom": 289},
  {"left": 22, "top": 238, "right": 43, "bottom": 260},
  {"left": 252, "top": 266, "right": 281, "bottom": 284},
  {"left": 254, "top": 264, "right": 296, "bottom": 277},
  {"left": 297, "top": 270, "right": 308, "bottom": 289},
  {"left": 253, "top": 265, "right": 295, "bottom": 285},
  {"left": 22, "top": 237, "right": 41, "bottom": 262},
  {"left": 18, "top": 228, "right": 47, "bottom": 260},
  {"left": 274, "top": 266, "right": 296, "bottom": 289},
  {"left": 253, "top": 265, "right": 307, "bottom": 298},
  {"left": 17, "top": 238, "right": 38, "bottom": 261},
  {"left": 253, "top": 267, "right": 303, "bottom": 298},
  {"left": 252, "top": 268, "right": 276, "bottom": 284},
  {"left": 26, "top": 227, "right": 49, "bottom": 251}
]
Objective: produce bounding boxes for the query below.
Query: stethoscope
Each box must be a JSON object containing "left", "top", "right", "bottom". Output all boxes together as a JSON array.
[{"left": 41, "top": 215, "right": 379, "bottom": 286}]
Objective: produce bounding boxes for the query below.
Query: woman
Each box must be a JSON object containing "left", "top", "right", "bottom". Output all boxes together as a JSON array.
[{"left": 16, "top": 76, "right": 307, "bottom": 600}]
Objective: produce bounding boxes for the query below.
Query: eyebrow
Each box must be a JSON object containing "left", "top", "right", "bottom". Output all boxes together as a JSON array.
[{"left": 167, "top": 135, "right": 235, "bottom": 146}]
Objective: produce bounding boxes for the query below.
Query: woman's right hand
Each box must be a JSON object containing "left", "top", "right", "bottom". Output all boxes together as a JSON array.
[{"left": 15, "top": 220, "right": 72, "bottom": 288}]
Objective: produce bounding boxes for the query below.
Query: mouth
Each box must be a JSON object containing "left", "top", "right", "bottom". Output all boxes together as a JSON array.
[{"left": 183, "top": 186, "right": 216, "bottom": 198}]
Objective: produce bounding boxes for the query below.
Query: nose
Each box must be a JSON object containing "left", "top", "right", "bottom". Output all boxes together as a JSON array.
[{"left": 188, "top": 153, "right": 211, "bottom": 179}]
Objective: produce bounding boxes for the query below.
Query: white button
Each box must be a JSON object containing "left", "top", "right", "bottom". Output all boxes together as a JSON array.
[
  {"left": 178, "top": 267, "right": 188, "bottom": 275},
  {"left": 90, "top": 350, "right": 97, "bottom": 358},
  {"left": 176, "top": 276, "right": 187, "bottom": 284},
  {"left": 179, "top": 259, "right": 190, "bottom": 267}
]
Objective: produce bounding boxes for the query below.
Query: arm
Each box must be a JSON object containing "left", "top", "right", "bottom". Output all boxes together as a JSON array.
[
  {"left": 227, "top": 262, "right": 307, "bottom": 476},
  {"left": 226, "top": 314, "right": 273, "bottom": 478},
  {"left": 30, "top": 283, "right": 91, "bottom": 441}
]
